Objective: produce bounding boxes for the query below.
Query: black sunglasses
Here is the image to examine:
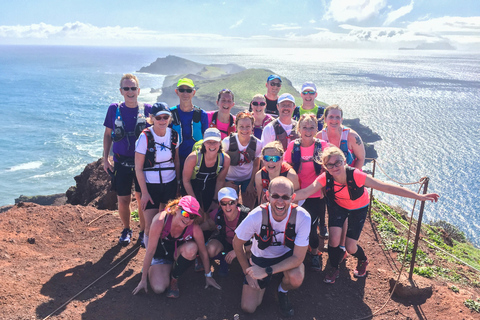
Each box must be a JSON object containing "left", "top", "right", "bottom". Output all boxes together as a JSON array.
[
  {"left": 220, "top": 200, "right": 236, "bottom": 206},
  {"left": 270, "top": 194, "right": 292, "bottom": 200},
  {"left": 155, "top": 115, "right": 170, "bottom": 121},
  {"left": 177, "top": 88, "right": 194, "bottom": 93},
  {"left": 251, "top": 101, "right": 266, "bottom": 106},
  {"left": 269, "top": 82, "right": 281, "bottom": 87},
  {"left": 121, "top": 87, "right": 138, "bottom": 91}
]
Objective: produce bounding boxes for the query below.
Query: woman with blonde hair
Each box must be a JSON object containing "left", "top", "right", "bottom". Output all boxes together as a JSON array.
[
  {"left": 295, "top": 147, "right": 439, "bottom": 284},
  {"left": 133, "top": 196, "right": 221, "bottom": 298},
  {"left": 254, "top": 141, "right": 299, "bottom": 205},
  {"left": 285, "top": 113, "right": 329, "bottom": 271},
  {"left": 249, "top": 94, "right": 273, "bottom": 139}
]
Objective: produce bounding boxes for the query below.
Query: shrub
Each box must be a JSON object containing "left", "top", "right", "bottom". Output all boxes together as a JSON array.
[{"left": 431, "top": 220, "right": 466, "bottom": 243}]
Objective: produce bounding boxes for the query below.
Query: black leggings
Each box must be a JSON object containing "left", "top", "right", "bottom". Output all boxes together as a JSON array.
[{"left": 302, "top": 197, "right": 326, "bottom": 248}]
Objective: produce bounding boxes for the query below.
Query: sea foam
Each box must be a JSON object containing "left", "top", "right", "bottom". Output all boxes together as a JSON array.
[{"left": 7, "top": 161, "right": 43, "bottom": 172}]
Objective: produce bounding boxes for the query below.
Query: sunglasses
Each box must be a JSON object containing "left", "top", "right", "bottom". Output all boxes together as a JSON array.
[
  {"left": 302, "top": 91, "right": 316, "bottom": 95},
  {"left": 177, "top": 88, "right": 194, "bottom": 93},
  {"left": 263, "top": 155, "right": 281, "bottom": 163},
  {"left": 155, "top": 115, "right": 170, "bottom": 121},
  {"left": 181, "top": 209, "right": 197, "bottom": 220},
  {"left": 251, "top": 101, "right": 266, "bottom": 107},
  {"left": 121, "top": 87, "right": 137, "bottom": 91},
  {"left": 269, "top": 82, "right": 281, "bottom": 87},
  {"left": 325, "top": 160, "right": 344, "bottom": 169},
  {"left": 270, "top": 194, "right": 292, "bottom": 200},
  {"left": 220, "top": 200, "right": 236, "bottom": 206}
]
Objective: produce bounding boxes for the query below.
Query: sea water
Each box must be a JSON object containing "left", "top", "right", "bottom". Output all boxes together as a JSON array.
[{"left": 0, "top": 45, "right": 478, "bottom": 245}]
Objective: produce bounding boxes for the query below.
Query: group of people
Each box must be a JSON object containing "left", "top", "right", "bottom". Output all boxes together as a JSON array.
[{"left": 104, "top": 73, "right": 440, "bottom": 317}]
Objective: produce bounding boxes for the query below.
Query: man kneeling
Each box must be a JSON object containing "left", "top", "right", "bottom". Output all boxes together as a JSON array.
[{"left": 233, "top": 176, "right": 310, "bottom": 317}]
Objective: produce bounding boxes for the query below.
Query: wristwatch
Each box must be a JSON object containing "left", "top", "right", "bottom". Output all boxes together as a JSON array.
[{"left": 265, "top": 266, "right": 273, "bottom": 276}]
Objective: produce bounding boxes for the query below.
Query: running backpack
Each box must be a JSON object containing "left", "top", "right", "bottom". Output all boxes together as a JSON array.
[
  {"left": 111, "top": 103, "right": 147, "bottom": 142},
  {"left": 170, "top": 105, "right": 203, "bottom": 145},
  {"left": 227, "top": 133, "right": 258, "bottom": 166},
  {"left": 209, "top": 111, "right": 236, "bottom": 136},
  {"left": 254, "top": 204, "right": 298, "bottom": 250},
  {"left": 325, "top": 166, "right": 364, "bottom": 203},
  {"left": 291, "top": 138, "right": 324, "bottom": 175},
  {"left": 272, "top": 119, "right": 299, "bottom": 150}
]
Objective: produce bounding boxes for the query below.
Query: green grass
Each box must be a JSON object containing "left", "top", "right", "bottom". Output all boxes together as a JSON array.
[
  {"left": 131, "top": 209, "right": 139, "bottom": 222},
  {"left": 464, "top": 299, "right": 480, "bottom": 313},
  {"left": 450, "top": 285, "right": 459, "bottom": 293}
]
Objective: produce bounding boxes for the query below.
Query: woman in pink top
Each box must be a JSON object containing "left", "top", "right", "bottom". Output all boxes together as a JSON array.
[
  {"left": 208, "top": 89, "right": 236, "bottom": 139},
  {"left": 296, "top": 147, "right": 439, "bottom": 284},
  {"left": 284, "top": 114, "right": 328, "bottom": 271}
]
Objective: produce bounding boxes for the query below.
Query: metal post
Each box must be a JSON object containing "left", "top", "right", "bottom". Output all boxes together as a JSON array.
[
  {"left": 367, "top": 159, "right": 377, "bottom": 220},
  {"left": 409, "top": 177, "right": 429, "bottom": 280}
]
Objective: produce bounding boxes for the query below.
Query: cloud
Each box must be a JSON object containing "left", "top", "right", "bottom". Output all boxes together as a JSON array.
[
  {"left": 270, "top": 23, "right": 301, "bottom": 31},
  {"left": 407, "top": 16, "right": 480, "bottom": 33},
  {"left": 309, "top": 19, "right": 316, "bottom": 24},
  {"left": 383, "top": 1, "right": 414, "bottom": 26},
  {"left": 230, "top": 19, "right": 244, "bottom": 29},
  {"left": 324, "top": 0, "right": 387, "bottom": 22}
]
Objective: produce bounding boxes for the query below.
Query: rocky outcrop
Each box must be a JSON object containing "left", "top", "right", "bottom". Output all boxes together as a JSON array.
[{"left": 65, "top": 158, "right": 117, "bottom": 210}]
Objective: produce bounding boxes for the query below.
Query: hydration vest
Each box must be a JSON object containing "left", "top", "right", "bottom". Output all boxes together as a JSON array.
[
  {"left": 325, "top": 166, "right": 364, "bottom": 203},
  {"left": 292, "top": 105, "right": 325, "bottom": 130},
  {"left": 191, "top": 150, "right": 225, "bottom": 181},
  {"left": 260, "top": 163, "right": 292, "bottom": 191},
  {"left": 155, "top": 213, "right": 195, "bottom": 258},
  {"left": 209, "top": 111, "right": 236, "bottom": 136},
  {"left": 111, "top": 103, "right": 147, "bottom": 143},
  {"left": 227, "top": 133, "right": 258, "bottom": 166},
  {"left": 170, "top": 105, "right": 203, "bottom": 145},
  {"left": 214, "top": 205, "right": 250, "bottom": 241},
  {"left": 142, "top": 128, "right": 178, "bottom": 183},
  {"left": 254, "top": 204, "right": 298, "bottom": 250},
  {"left": 272, "top": 119, "right": 299, "bottom": 150},
  {"left": 321, "top": 127, "right": 356, "bottom": 166},
  {"left": 291, "top": 138, "right": 324, "bottom": 175}
]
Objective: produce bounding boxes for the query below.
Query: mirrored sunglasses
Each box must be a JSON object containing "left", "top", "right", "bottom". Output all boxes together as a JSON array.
[{"left": 263, "top": 155, "right": 281, "bottom": 163}]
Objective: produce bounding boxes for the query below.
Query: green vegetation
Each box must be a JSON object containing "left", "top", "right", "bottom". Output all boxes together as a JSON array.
[
  {"left": 131, "top": 209, "right": 140, "bottom": 222},
  {"left": 371, "top": 198, "right": 480, "bottom": 285},
  {"left": 450, "top": 285, "right": 459, "bottom": 293},
  {"left": 464, "top": 299, "right": 480, "bottom": 313}
]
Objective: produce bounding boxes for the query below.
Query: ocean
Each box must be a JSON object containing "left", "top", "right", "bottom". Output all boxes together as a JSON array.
[{"left": 0, "top": 45, "right": 479, "bottom": 245}]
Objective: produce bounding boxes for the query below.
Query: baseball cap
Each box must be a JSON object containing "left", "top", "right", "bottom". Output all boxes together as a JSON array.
[
  {"left": 218, "top": 187, "right": 238, "bottom": 201},
  {"left": 177, "top": 78, "right": 195, "bottom": 88},
  {"left": 277, "top": 93, "right": 295, "bottom": 104},
  {"left": 178, "top": 196, "right": 201, "bottom": 217},
  {"left": 301, "top": 82, "right": 317, "bottom": 92},
  {"left": 203, "top": 128, "right": 221, "bottom": 142},
  {"left": 151, "top": 102, "right": 171, "bottom": 116},
  {"left": 267, "top": 74, "right": 282, "bottom": 82}
]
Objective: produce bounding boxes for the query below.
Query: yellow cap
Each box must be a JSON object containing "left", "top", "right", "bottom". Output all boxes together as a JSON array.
[{"left": 177, "top": 78, "right": 195, "bottom": 88}]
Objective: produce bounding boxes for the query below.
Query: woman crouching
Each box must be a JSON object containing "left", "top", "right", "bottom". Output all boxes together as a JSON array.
[
  {"left": 133, "top": 196, "right": 221, "bottom": 298},
  {"left": 295, "top": 147, "right": 439, "bottom": 284}
]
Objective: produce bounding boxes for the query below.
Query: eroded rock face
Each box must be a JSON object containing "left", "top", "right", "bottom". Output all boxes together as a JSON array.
[{"left": 66, "top": 158, "right": 117, "bottom": 210}]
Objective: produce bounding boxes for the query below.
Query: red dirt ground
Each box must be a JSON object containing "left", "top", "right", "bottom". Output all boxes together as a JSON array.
[{"left": 0, "top": 202, "right": 478, "bottom": 320}]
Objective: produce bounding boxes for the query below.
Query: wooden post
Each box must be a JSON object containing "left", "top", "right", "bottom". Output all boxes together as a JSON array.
[
  {"left": 367, "top": 159, "right": 376, "bottom": 220},
  {"left": 409, "top": 177, "right": 429, "bottom": 280}
]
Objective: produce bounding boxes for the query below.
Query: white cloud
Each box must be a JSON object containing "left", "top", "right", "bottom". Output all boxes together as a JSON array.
[
  {"left": 407, "top": 16, "right": 480, "bottom": 33},
  {"left": 309, "top": 19, "right": 316, "bottom": 24},
  {"left": 383, "top": 1, "right": 414, "bottom": 26},
  {"left": 324, "top": 0, "right": 387, "bottom": 22},
  {"left": 230, "top": 19, "right": 244, "bottom": 29},
  {"left": 270, "top": 23, "right": 301, "bottom": 31}
]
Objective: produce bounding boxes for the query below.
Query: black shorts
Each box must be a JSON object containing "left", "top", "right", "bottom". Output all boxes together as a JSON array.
[
  {"left": 244, "top": 250, "right": 293, "bottom": 289},
  {"left": 145, "top": 179, "right": 178, "bottom": 210},
  {"left": 208, "top": 234, "right": 234, "bottom": 253},
  {"left": 327, "top": 202, "right": 369, "bottom": 241},
  {"left": 112, "top": 161, "right": 140, "bottom": 196}
]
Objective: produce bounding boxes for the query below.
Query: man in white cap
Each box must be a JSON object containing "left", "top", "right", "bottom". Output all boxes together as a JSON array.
[
  {"left": 261, "top": 93, "right": 299, "bottom": 150},
  {"left": 292, "top": 82, "right": 325, "bottom": 130},
  {"left": 203, "top": 187, "right": 251, "bottom": 276}
]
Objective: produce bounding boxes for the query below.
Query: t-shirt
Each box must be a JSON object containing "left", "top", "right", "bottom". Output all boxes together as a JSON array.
[
  {"left": 284, "top": 140, "right": 328, "bottom": 198},
  {"left": 265, "top": 95, "right": 278, "bottom": 115},
  {"left": 261, "top": 119, "right": 293, "bottom": 146},
  {"left": 207, "top": 111, "right": 236, "bottom": 140},
  {"left": 222, "top": 135, "right": 263, "bottom": 181},
  {"left": 293, "top": 104, "right": 325, "bottom": 130},
  {"left": 135, "top": 127, "right": 178, "bottom": 184},
  {"left": 316, "top": 169, "right": 370, "bottom": 209},
  {"left": 171, "top": 106, "right": 209, "bottom": 163},
  {"left": 103, "top": 102, "right": 152, "bottom": 160},
  {"left": 235, "top": 205, "right": 311, "bottom": 259}
]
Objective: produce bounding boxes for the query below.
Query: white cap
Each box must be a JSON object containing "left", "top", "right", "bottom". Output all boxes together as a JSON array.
[
  {"left": 301, "top": 82, "right": 317, "bottom": 92},
  {"left": 218, "top": 187, "right": 238, "bottom": 201},
  {"left": 277, "top": 93, "right": 295, "bottom": 104},
  {"left": 203, "top": 128, "right": 221, "bottom": 142}
]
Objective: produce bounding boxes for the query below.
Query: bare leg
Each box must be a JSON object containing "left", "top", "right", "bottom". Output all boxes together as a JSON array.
[
  {"left": 117, "top": 195, "right": 131, "bottom": 229},
  {"left": 148, "top": 264, "right": 173, "bottom": 294},
  {"left": 241, "top": 284, "right": 266, "bottom": 314}
]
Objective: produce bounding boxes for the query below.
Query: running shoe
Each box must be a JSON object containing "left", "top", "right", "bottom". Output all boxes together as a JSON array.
[
  {"left": 354, "top": 259, "right": 369, "bottom": 278},
  {"left": 307, "top": 245, "right": 322, "bottom": 256},
  {"left": 311, "top": 255, "right": 321, "bottom": 272},
  {"left": 323, "top": 267, "right": 339, "bottom": 284},
  {"left": 118, "top": 228, "right": 132, "bottom": 246},
  {"left": 278, "top": 291, "right": 294, "bottom": 317},
  {"left": 194, "top": 257, "right": 204, "bottom": 272},
  {"left": 138, "top": 230, "right": 145, "bottom": 248},
  {"left": 319, "top": 225, "right": 329, "bottom": 238},
  {"left": 166, "top": 277, "right": 179, "bottom": 298}
]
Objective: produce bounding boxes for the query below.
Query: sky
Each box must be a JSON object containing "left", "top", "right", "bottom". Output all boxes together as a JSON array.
[{"left": 1, "top": 0, "right": 479, "bottom": 50}]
